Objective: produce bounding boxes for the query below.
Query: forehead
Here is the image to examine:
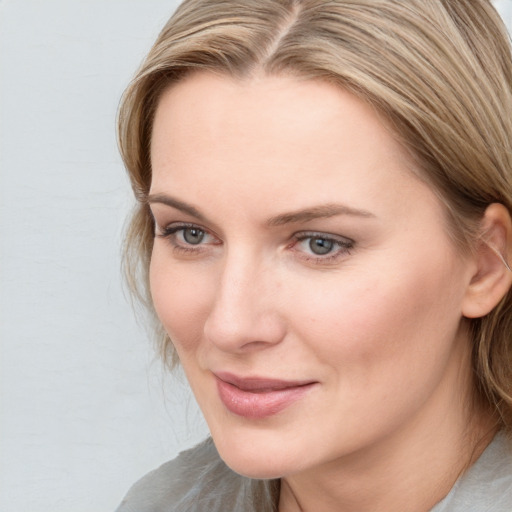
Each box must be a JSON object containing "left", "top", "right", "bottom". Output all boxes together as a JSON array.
[
  {"left": 149, "top": 71, "right": 440, "bottom": 227},
  {"left": 151, "top": 71, "right": 398, "bottom": 155}
]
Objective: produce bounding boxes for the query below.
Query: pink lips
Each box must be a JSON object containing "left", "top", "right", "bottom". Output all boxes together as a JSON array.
[{"left": 215, "top": 372, "right": 316, "bottom": 419}]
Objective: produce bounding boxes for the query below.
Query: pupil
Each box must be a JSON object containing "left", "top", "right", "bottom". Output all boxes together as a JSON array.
[
  {"left": 183, "top": 228, "right": 204, "bottom": 244},
  {"left": 309, "top": 237, "right": 333, "bottom": 255}
]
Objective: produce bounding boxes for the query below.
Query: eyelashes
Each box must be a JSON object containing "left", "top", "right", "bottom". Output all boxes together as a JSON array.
[
  {"left": 290, "top": 232, "right": 354, "bottom": 263},
  {"left": 155, "top": 222, "right": 354, "bottom": 264},
  {"left": 156, "top": 223, "right": 220, "bottom": 255}
]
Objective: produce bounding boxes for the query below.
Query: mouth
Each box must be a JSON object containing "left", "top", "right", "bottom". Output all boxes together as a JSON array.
[{"left": 214, "top": 372, "right": 317, "bottom": 419}]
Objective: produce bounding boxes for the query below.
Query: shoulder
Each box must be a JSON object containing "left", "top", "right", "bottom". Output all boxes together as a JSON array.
[
  {"left": 114, "top": 438, "right": 277, "bottom": 512},
  {"left": 431, "top": 432, "right": 512, "bottom": 512}
]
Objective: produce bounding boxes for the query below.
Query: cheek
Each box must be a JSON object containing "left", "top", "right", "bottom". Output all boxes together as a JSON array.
[
  {"left": 286, "top": 254, "right": 466, "bottom": 379},
  {"left": 149, "top": 250, "right": 214, "bottom": 352}
]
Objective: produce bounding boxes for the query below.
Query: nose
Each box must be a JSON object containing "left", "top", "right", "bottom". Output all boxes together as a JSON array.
[{"left": 203, "top": 252, "right": 286, "bottom": 353}]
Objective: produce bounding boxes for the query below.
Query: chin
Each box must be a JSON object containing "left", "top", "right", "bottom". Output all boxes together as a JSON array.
[
  {"left": 210, "top": 427, "right": 308, "bottom": 480},
  {"left": 218, "top": 449, "right": 289, "bottom": 480}
]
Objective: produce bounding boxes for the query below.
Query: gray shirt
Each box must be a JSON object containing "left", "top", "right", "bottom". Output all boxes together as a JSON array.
[
  {"left": 116, "top": 433, "right": 512, "bottom": 511},
  {"left": 431, "top": 432, "right": 512, "bottom": 511}
]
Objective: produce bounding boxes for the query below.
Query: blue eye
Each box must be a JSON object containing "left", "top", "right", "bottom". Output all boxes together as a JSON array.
[
  {"left": 293, "top": 232, "right": 354, "bottom": 263},
  {"left": 156, "top": 223, "right": 219, "bottom": 254},
  {"left": 308, "top": 237, "right": 335, "bottom": 255},
  {"left": 181, "top": 227, "right": 205, "bottom": 245}
]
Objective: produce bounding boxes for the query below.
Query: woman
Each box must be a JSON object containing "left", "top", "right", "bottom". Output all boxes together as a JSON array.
[{"left": 116, "top": 1, "right": 512, "bottom": 510}]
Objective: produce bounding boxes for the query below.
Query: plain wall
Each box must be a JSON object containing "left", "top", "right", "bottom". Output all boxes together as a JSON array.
[
  {"left": 1, "top": 1, "right": 511, "bottom": 511},
  {"left": 0, "top": 2, "right": 208, "bottom": 512}
]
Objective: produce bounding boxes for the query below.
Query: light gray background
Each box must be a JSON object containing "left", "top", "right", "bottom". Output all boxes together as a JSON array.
[
  {"left": 0, "top": 2, "right": 208, "bottom": 511},
  {"left": 1, "top": 1, "right": 511, "bottom": 511}
]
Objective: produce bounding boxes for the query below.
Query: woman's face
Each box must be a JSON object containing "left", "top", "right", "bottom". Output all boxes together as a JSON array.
[{"left": 149, "top": 72, "right": 476, "bottom": 479}]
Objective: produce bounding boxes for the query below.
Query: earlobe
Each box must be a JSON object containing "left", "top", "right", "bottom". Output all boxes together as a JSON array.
[{"left": 462, "top": 203, "right": 512, "bottom": 319}]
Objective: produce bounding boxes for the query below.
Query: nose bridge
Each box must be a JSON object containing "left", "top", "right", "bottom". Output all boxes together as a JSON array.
[{"left": 203, "top": 246, "right": 284, "bottom": 351}]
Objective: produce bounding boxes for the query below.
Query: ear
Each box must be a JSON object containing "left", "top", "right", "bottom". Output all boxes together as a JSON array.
[{"left": 462, "top": 203, "right": 512, "bottom": 319}]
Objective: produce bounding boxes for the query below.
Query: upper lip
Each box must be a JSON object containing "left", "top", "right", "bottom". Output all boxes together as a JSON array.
[{"left": 214, "top": 371, "right": 316, "bottom": 392}]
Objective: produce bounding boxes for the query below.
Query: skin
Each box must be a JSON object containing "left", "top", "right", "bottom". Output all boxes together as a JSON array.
[{"left": 148, "top": 72, "right": 499, "bottom": 511}]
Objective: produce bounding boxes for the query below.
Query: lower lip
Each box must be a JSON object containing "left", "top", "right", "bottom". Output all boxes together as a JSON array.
[{"left": 216, "top": 378, "right": 315, "bottom": 419}]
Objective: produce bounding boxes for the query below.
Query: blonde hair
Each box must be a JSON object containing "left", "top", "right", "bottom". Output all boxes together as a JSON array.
[{"left": 118, "top": 0, "right": 512, "bottom": 431}]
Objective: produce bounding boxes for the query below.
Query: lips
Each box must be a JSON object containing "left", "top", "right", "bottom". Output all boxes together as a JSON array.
[{"left": 214, "top": 372, "right": 316, "bottom": 419}]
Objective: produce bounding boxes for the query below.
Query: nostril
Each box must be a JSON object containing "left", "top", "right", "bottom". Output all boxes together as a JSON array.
[{"left": 203, "top": 301, "right": 286, "bottom": 353}]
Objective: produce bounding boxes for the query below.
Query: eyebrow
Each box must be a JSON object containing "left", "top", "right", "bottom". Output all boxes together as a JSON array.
[
  {"left": 147, "top": 194, "right": 207, "bottom": 222},
  {"left": 266, "top": 204, "right": 375, "bottom": 226},
  {"left": 147, "top": 193, "right": 375, "bottom": 226}
]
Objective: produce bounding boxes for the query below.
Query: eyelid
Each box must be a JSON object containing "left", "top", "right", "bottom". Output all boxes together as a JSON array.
[
  {"left": 156, "top": 221, "right": 198, "bottom": 235},
  {"left": 149, "top": 203, "right": 221, "bottom": 237},
  {"left": 156, "top": 221, "right": 221, "bottom": 250},
  {"left": 154, "top": 221, "right": 353, "bottom": 264},
  {"left": 156, "top": 220, "right": 214, "bottom": 237},
  {"left": 290, "top": 230, "right": 354, "bottom": 263},
  {"left": 292, "top": 230, "right": 354, "bottom": 247}
]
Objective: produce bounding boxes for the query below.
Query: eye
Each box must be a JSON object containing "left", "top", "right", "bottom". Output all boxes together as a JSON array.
[
  {"left": 307, "top": 237, "right": 336, "bottom": 255},
  {"left": 156, "top": 222, "right": 220, "bottom": 254},
  {"left": 181, "top": 227, "right": 206, "bottom": 245},
  {"left": 292, "top": 232, "right": 354, "bottom": 263}
]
